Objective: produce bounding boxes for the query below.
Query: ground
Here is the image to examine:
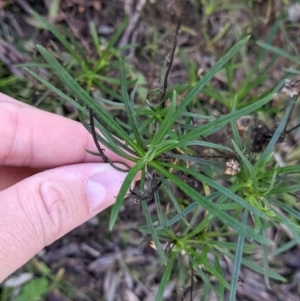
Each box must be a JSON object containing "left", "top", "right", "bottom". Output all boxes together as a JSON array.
[{"left": 1, "top": 1, "right": 300, "bottom": 301}]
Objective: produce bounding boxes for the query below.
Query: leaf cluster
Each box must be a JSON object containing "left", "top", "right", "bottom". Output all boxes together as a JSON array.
[{"left": 25, "top": 13, "right": 300, "bottom": 301}]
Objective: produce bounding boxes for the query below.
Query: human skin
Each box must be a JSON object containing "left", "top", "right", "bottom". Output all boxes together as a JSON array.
[{"left": 0, "top": 93, "right": 136, "bottom": 282}]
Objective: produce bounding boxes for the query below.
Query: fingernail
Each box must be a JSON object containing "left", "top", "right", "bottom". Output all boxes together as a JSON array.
[{"left": 86, "top": 168, "right": 128, "bottom": 212}]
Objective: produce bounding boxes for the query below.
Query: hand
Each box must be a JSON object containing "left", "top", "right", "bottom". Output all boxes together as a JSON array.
[{"left": 0, "top": 93, "right": 135, "bottom": 282}]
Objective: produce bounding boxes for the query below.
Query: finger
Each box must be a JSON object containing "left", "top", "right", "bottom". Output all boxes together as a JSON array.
[
  {"left": 0, "top": 94, "right": 133, "bottom": 168},
  {"left": 0, "top": 163, "right": 131, "bottom": 281}
]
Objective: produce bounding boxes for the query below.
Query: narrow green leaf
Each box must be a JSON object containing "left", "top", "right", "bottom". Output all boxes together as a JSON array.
[
  {"left": 270, "top": 206, "right": 300, "bottom": 244},
  {"left": 231, "top": 140, "right": 258, "bottom": 190},
  {"left": 257, "top": 41, "right": 300, "bottom": 65},
  {"left": 258, "top": 165, "right": 300, "bottom": 178},
  {"left": 35, "top": 45, "right": 143, "bottom": 156},
  {"left": 142, "top": 200, "right": 167, "bottom": 267},
  {"left": 25, "top": 68, "right": 83, "bottom": 111},
  {"left": 109, "top": 158, "right": 147, "bottom": 229},
  {"left": 261, "top": 225, "right": 270, "bottom": 289},
  {"left": 79, "top": 114, "right": 137, "bottom": 161},
  {"left": 30, "top": 10, "right": 83, "bottom": 64},
  {"left": 102, "top": 16, "right": 128, "bottom": 58},
  {"left": 151, "top": 162, "right": 272, "bottom": 245},
  {"left": 243, "top": 15, "right": 281, "bottom": 84},
  {"left": 189, "top": 248, "right": 231, "bottom": 290},
  {"left": 90, "top": 21, "right": 101, "bottom": 56},
  {"left": 183, "top": 140, "right": 233, "bottom": 153},
  {"left": 175, "top": 36, "right": 251, "bottom": 118},
  {"left": 229, "top": 210, "right": 247, "bottom": 301},
  {"left": 119, "top": 60, "right": 144, "bottom": 148},
  {"left": 242, "top": 258, "right": 286, "bottom": 281},
  {"left": 180, "top": 111, "right": 215, "bottom": 120},
  {"left": 255, "top": 94, "right": 297, "bottom": 169},
  {"left": 184, "top": 217, "right": 210, "bottom": 239},
  {"left": 154, "top": 190, "right": 166, "bottom": 228},
  {"left": 229, "top": 95, "right": 242, "bottom": 150},
  {"left": 270, "top": 238, "right": 298, "bottom": 256},
  {"left": 16, "top": 63, "right": 51, "bottom": 68},
  {"left": 271, "top": 198, "right": 300, "bottom": 221},
  {"left": 164, "top": 202, "right": 200, "bottom": 229},
  {"left": 269, "top": 184, "right": 300, "bottom": 195},
  {"left": 161, "top": 177, "right": 189, "bottom": 226},
  {"left": 177, "top": 92, "right": 275, "bottom": 147},
  {"left": 155, "top": 252, "right": 175, "bottom": 300},
  {"left": 215, "top": 255, "right": 225, "bottom": 301},
  {"left": 164, "top": 163, "right": 268, "bottom": 220},
  {"left": 188, "top": 252, "right": 222, "bottom": 297},
  {"left": 153, "top": 140, "right": 179, "bottom": 157},
  {"left": 152, "top": 90, "right": 177, "bottom": 145},
  {"left": 160, "top": 54, "right": 169, "bottom": 88},
  {"left": 77, "top": 73, "right": 122, "bottom": 84},
  {"left": 218, "top": 248, "right": 286, "bottom": 281},
  {"left": 165, "top": 153, "right": 223, "bottom": 169}
]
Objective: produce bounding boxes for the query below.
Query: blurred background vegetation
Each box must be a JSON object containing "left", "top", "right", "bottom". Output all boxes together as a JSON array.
[{"left": 1, "top": 0, "right": 300, "bottom": 300}]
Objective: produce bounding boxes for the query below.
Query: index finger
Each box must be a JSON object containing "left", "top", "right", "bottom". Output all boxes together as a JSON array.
[{"left": 0, "top": 93, "right": 132, "bottom": 168}]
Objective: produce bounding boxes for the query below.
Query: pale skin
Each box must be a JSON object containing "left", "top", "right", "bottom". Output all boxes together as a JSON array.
[{"left": 0, "top": 93, "right": 136, "bottom": 282}]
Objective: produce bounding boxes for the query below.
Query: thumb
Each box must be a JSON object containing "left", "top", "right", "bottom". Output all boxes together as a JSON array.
[{"left": 0, "top": 163, "right": 129, "bottom": 281}]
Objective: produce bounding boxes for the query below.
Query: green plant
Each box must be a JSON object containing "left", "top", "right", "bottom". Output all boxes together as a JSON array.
[
  {"left": 20, "top": 8, "right": 300, "bottom": 301},
  {"left": 17, "top": 11, "right": 146, "bottom": 112},
  {"left": 24, "top": 34, "right": 300, "bottom": 300},
  {"left": 0, "top": 259, "right": 85, "bottom": 301}
]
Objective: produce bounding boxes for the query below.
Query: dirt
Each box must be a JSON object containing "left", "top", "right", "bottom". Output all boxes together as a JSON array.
[{"left": 1, "top": 1, "right": 300, "bottom": 301}]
